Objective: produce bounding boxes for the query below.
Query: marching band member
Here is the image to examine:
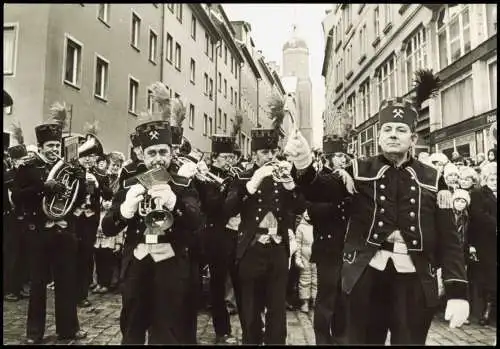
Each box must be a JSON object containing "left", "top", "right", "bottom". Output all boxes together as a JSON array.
[
  {"left": 287, "top": 95, "right": 469, "bottom": 344},
  {"left": 13, "top": 118, "right": 88, "bottom": 344},
  {"left": 224, "top": 128, "right": 306, "bottom": 345},
  {"left": 101, "top": 118, "right": 202, "bottom": 344}
]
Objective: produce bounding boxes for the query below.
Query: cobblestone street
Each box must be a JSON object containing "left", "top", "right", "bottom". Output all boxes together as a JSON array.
[{"left": 3, "top": 290, "right": 496, "bottom": 345}]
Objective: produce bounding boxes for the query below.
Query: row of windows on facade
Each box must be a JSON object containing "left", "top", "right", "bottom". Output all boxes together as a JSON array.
[
  {"left": 326, "top": 58, "right": 496, "bottom": 134},
  {"left": 330, "top": 4, "right": 496, "bottom": 99}
]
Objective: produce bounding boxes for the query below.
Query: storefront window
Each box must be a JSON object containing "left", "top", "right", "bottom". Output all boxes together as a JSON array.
[{"left": 440, "top": 75, "right": 474, "bottom": 127}]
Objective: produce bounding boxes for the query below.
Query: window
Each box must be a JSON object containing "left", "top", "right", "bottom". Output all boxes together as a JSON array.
[
  {"left": 218, "top": 108, "right": 222, "bottom": 128},
  {"left": 359, "top": 24, "right": 367, "bottom": 58},
  {"left": 360, "top": 126, "right": 375, "bottom": 157},
  {"left": 219, "top": 43, "right": 223, "bottom": 58},
  {"left": 344, "top": 5, "right": 352, "bottom": 31},
  {"left": 64, "top": 36, "right": 82, "bottom": 86},
  {"left": 376, "top": 55, "right": 397, "bottom": 104},
  {"left": 205, "top": 33, "right": 209, "bottom": 56},
  {"left": 224, "top": 79, "right": 227, "bottom": 98},
  {"left": 231, "top": 55, "right": 234, "bottom": 73},
  {"left": 224, "top": 113, "right": 227, "bottom": 132},
  {"left": 168, "top": 4, "right": 174, "bottom": 13},
  {"left": 384, "top": 4, "right": 392, "bottom": 27},
  {"left": 128, "top": 77, "right": 139, "bottom": 114},
  {"left": 203, "top": 114, "right": 208, "bottom": 135},
  {"left": 149, "top": 29, "right": 157, "bottom": 63},
  {"left": 166, "top": 34, "right": 173, "bottom": 62},
  {"left": 147, "top": 89, "right": 155, "bottom": 114},
  {"left": 4, "top": 24, "right": 18, "bottom": 75},
  {"left": 488, "top": 59, "right": 497, "bottom": 109},
  {"left": 174, "top": 42, "right": 181, "bottom": 70},
  {"left": 441, "top": 75, "right": 473, "bottom": 127},
  {"left": 175, "top": 4, "right": 183, "bottom": 23},
  {"left": 230, "top": 87, "right": 234, "bottom": 104},
  {"left": 131, "top": 12, "right": 141, "bottom": 48},
  {"left": 437, "top": 5, "right": 471, "bottom": 70},
  {"left": 359, "top": 79, "right": 371, "bottom": 123},
  {"left": 404, "top": 27, "right": 428, "bottom": 94},
  {"left": 209, "top": 78, "right": 214, "bottom": 100},
  {"left": 218, "top": 73, "right": 222, "bottom": 91},
  {"left": 94, "top": 55, "right": 109, "bottom": 100},
  {"left": 191, "top": 15, "right": 197, "bottom": 40},
  {"left": 189, "top": 104, "right": 195, "bottom": 129},
  {"left": 374, "top": 7, "right": 380, "bottom": 38},
  {"left": 98, "top": 4, "right": 110, "bottom": 24},
  {"left": 209, "top": 116, "right": 213, "bottom": 136},
  {"left": 190, "top": 59, "right": 196, "bottom": 84},
  {"left": 347, "top": 93, "right": 356, "bottom": 129},
  {"left": 235, "top": 91, "right": 238, "bottom": 108},
  {"left": 204, "top": 73, "right": 208, "bottom": 95},
  {"left": 224, "top": 46, "right": 228, "bottom": 64},
  {"left": 211, "top": 42, "right": 215, "bottom": 61},
  {"left": 486, "top": 4, "right": 497, "bottom": 37},
  {"left": 235, "top": 62, "right": 238, "bottom": 79},
  {"left": 345, "top": 44, "right": 352, "bottom": 75}
]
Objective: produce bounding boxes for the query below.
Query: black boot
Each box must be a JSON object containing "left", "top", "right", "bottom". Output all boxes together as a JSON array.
[{"left": 479, "top": 301, "right": 493, "bottom": 326}]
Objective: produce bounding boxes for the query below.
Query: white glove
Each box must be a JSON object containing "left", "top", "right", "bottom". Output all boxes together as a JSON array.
[
  {"left": 120, "top": 184, "right": 145, "bottom": 219},
  {"left": 148, "top": 183, "right": 177, "bottom": 211},
  {"left": 284, "top": 129, "right": 312, "bottom": 170},
  {"left": 469, "top": 246, "right": 476, "bottom": 254},
  {"left": 197, "top": 160, "right": 209, "bottom": 175},
  {"left": 246, "top": 165, "right": 275, "bottom": 194},
  {"left": 444, "top": 299, "right": 470, "bottom": 328},
  {"left": 288, "top": 229, "right": 298, "bottom": 255},
  {"left": 178, "top": 161, "right": 198, "bottom": 178},
  {"left": 102, "top": 200, "right": 112, "bottom": 210}
]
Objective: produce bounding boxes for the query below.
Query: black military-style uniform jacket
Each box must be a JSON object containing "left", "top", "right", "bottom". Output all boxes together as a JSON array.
[
  {"left": 101, "top": 162, "right": 203, "bottom": 273},
  {"left": 224, "top": 164, "right": 307, "bottom": 262},
  {"left": 4, "top": 161, "right": 15, "bottom": 216},
  {"left": 294, "top": 154, "right": 468, "bottom": 307},
  {"left": 11, "top": 155, "right": 87, "bottom": 228},
  {"left": 301, "top": 167, "right": 350, "bottom": 264}
]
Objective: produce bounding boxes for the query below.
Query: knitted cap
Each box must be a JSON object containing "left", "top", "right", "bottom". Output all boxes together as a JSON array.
[
  {"left": 452, "top": 189, "right": 470, "bottom": 206},
  {"left": 443, "top": 162, "right": 459, "bottom": 178}
]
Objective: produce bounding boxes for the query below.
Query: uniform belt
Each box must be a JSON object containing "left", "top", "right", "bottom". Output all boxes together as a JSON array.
[
  {"left": 380, "top": 241, "right": 408, "bottom": 255},
  {"left": 139, "top": 234, "right": 171, "bottom": 244}
]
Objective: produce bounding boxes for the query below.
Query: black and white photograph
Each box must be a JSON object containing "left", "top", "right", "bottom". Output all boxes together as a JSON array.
[{"left": 3, "top": 3, "right": 497, "bottom": 345}]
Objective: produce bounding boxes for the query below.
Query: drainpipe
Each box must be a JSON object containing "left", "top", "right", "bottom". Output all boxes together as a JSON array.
[{"left": 160, "top": 4, "right": 165, "bottom": 80}]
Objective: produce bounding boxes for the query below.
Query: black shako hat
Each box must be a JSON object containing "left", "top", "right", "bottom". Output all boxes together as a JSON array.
[
  {"left": 130, "top": 132, "right": 141, "bottom": 148},
  {"left": 35, "top": 123, "right": 62, "bottom": 145},
  {"left": 212, "top": 135, "right": 235, "bottom": 154},
  {"left": 8, "top": 144, "right": 28, "bottom": 159},
  {"left": 323, "top": 135, "right": 347, "bottom": 154},
  {"left": 171, "top": 126, "right": 184, "bottom": 146},
  {"left": 4, "top": 132, "right": 10, "bottom": 151},
  {"left": 135, "top": 121, "right": 172, "bottom": 149},
  {"left": 378, "top": 97, "right": 418, "bottom": 130},
  {"left": 251, "top": 128, "right": 279, "bottom": 151}
]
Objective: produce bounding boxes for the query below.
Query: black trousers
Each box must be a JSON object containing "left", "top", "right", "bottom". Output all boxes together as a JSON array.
[
  {"left": 183, "top": 252, "right": 203, "bottom": 344},
  {"left": 26, "top": 225, "right": 79, "bottom": 340},
  {"left": 3, "top": 214, "right": 30, "bottom": 296},
  {"left": 207, "top": 228, "right": 240, "bottom": 338},
  {"left": 120, "top": 253, "right": 190, "bottom": 344},
  {"left": 344, "top": 259, "right": 435, "bottom": 345},
  {"left": 238, "top": 242, "right": 288, "bottom": 345},
  {"left": 94, "top": 247, "right": 114, "bottom": 288},
  {"left": 75, "top": 214, "right": 99, "bottom": 302},
  {"left": 314, "top": 258, "right": 345, "bottom": 344}
]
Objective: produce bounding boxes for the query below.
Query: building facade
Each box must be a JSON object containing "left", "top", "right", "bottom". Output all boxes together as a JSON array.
[
  {"left": 4, "top": 3, "right": 287, "bottom": 158},
  {"left": 321, "top": 4, "right": 497, "bottom": 158},
  {"left": 4, "top": 3, "right": 163, "bottom": 153}
]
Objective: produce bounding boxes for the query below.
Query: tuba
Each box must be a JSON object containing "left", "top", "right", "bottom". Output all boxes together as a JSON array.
[{"left": 42, "top": 134, "right": 103, "bottom": 220}]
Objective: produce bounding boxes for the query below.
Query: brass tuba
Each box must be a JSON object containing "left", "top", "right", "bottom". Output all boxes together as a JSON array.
[{"left": 42, "top": 134, "right": 103, "bottom": 220}]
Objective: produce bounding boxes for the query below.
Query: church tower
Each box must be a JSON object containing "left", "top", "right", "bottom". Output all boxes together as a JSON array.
[{"left": 282, "top": 25, "right": 313, "bottom": 145}]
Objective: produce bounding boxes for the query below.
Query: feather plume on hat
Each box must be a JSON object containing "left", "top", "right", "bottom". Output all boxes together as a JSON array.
[
  {"left": 137, "top": 111, "right": 154, "bottom": 124},
  {"left": 150, "top": 82, "right": 171, "bottom": 122},
  {"left": 83, "top": 120, "right": 100, "bottom": 136},
  {"left": 267, "top": 94, "right": 285, "bottom": 132},
  {"left": 411, "top": 69, "right": 441, "bottom": 112},
  {"left": 11, "top": 121, "right": 24, "bottom": 145},
  {"left": 49, "top": 101, "right": 69, "bottom": 128},
  {"left": 232, "top": 109, "right": 244, "bottom": 137},
  {"left": 172, "top": 98, "right": 186, "bottom": 127}
]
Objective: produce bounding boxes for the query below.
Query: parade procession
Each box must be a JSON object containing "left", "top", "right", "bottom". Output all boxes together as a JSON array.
[{"left": 3, "top": 3, "right": 497, "bottom": 346}]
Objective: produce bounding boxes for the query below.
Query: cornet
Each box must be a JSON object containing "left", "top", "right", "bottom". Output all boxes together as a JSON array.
[
  {"left": 175, "top": 156, "right": 227, "bottom": 185},
  {"left": 262, "top": 160, "right": 294, "bottom": 183}
]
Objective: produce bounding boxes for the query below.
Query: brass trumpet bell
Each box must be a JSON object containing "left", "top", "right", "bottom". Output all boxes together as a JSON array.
[{"left": 263, "top": 160, "right": 293, "bottom": 183}]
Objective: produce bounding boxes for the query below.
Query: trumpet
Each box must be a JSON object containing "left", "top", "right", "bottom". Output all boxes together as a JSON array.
[
  {"left": 175, "top": 156, "right": 227, "bottom": 185},
  {"left": 262, "top": 160, "right": 294, "bottom": 183}
]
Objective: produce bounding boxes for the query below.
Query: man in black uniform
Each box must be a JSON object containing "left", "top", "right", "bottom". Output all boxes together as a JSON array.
[
  {"left": 306, "top": 135, "right": 350, "bottom": 344},
  {"left": 13, "top": 122, "right": 87, "bottom": 344},
  {"left": 102, "top": 119, "right": 202, "bottom": 344},
  {"left": 199, "top": 135, "right": 239, "bottom": 344},
  {"left": 224, "top": 128, "right": 306, "bottom": 345},
  {"left": 287, "top": 97, "right": 470, "bottom": 344}
]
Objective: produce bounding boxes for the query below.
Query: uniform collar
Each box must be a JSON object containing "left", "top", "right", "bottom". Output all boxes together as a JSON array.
[{"left": 379, "top": 152, "right": 413, "bottom": 169}]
